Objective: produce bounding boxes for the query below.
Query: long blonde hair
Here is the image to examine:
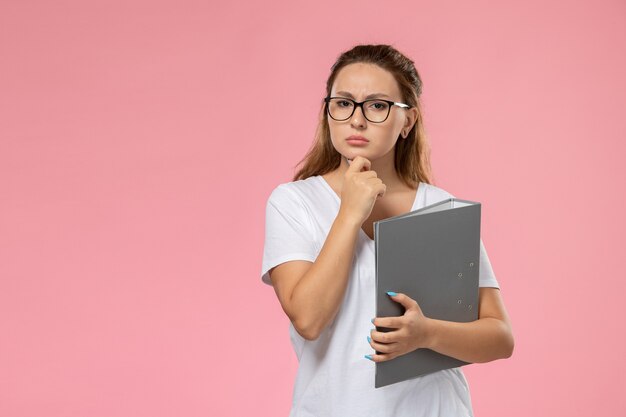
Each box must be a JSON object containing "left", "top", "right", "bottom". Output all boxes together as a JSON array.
[{"left": 293, "top": 44, "right": 433, "bottom": 187}]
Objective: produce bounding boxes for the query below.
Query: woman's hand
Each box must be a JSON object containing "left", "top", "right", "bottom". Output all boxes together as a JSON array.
[
  {"left": 338, "top": 156, "right": 386, "bottom": 227},
  {"left": 366, "top": 292, "right": 433, "bottom": 362}
]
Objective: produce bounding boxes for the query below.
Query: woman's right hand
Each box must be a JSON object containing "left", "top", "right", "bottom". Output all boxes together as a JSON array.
[{"left": 338, "top": 155, "right": 386, "bottom": 226}]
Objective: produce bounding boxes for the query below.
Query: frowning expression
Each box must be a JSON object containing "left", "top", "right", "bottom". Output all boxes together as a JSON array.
[{"left": 327, "top": 63, "right": 414, "bottom": 162}]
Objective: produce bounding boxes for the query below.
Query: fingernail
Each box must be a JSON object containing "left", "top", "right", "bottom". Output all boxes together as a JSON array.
[
  {"left": 364, "top": 354, "right": 373, "bottom": 361},
  {"left": 371, "top": 318, "right": 375, "bottom": 324},
  {"left": 386, "top": 291, "right": 397, "bottom": 296},
  {"left": 367, "top": 336, "right": 371, "bottom": 343}
]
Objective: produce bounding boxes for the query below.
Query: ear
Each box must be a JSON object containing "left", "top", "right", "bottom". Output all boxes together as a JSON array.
[
  {"left": 404, "top": 107, "right": 419, "bottom": 133},
  {"left": 318, "top": 102, "right": 327, "bottom": 121}
]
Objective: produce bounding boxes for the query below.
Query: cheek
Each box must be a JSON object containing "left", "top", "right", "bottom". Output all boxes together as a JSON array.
[
  {"left": 328, "top": 123, "right": 350, "bottom": 139},
  {"left": 387, "top": 115, "right": 404, "bottom": 132},
  {"left": 328, "top": 126, "right": 340, "bottom": 143},
  {"left": 381, "top": 128, "right": 401, "bottom": 143}
]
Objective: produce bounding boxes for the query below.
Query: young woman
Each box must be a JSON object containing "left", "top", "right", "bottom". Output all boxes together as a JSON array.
[{"left": 261, "top": 44, "right": 514, "bottom": 417}]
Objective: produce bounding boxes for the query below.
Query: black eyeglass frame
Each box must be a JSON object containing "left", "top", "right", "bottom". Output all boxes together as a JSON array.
[{"left": 324, "top": 96, "right": 412, "bottom": 123}]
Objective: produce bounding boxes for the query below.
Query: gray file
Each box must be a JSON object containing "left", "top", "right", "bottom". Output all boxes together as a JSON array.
[{"left": 374, "top": 198, "right": 481, "bottom": 388}]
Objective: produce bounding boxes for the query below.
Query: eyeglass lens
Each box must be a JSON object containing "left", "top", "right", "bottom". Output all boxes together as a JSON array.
[{"left": 327, "top": 98, "right": 390, "bottom": 123}]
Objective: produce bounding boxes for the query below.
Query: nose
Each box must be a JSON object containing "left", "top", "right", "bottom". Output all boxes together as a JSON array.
[{"left": 350, "top": 103, "right": 367, "bottom": 128}]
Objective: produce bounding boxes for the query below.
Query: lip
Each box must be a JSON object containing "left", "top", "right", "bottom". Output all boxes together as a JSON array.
[{"left": 346, "top": 135, "right": 369, "bottom": 142}]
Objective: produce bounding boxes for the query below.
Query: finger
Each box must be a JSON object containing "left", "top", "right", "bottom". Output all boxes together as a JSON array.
[
  {"left": 376, "top": 183, "right": 386, "bottom": 198},
  {"left": 365, "top": 352, "right": 398, "bottom": 363},
  {"left": 361, "top": 170, "right": 378, "bottom": 179},
  {"left": 371, "top": 328, "right": 400, "bottom": 344},
  {"left": 387, "top": 291, "right": 418, "bottom": 310},
  {"left": 347, "top": 155, "right": 371, "bottom": 173},
  {"left": 365, "top": 176, "right": 385, "bottom": 198},
  {"left": 369, "top": 338, "right": 398, "bottom": 353},
  {"left": 372, "top": 316, "right": 403, "bottom": 329},
  {"left": 356, "top": 176, "right": 384, "bottom": 200}
]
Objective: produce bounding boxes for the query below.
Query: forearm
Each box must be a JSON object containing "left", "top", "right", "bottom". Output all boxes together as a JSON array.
[
  {"left": 291, "top": 211, "right": 360, "bottom": 339},
  {"left": 425, "top": 317, "right": 514, "bottom": 364}
]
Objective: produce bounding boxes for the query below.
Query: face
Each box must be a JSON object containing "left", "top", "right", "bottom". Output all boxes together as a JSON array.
[{"left": 327, "top": 63, "right": 417, "bottom": 164}]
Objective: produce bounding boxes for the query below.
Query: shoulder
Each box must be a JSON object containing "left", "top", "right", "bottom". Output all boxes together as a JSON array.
[
  {"left": 420, "top": 182, "right": 456, "bottom": 203},
  {"left": 266, "top": 176, "right": 321, "bottom": 209}
]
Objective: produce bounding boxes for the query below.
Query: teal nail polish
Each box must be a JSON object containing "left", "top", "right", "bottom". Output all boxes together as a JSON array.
[
  {"left": 371, "top": 318, "right": 375, "bottom": 324},
  {"left": 364, "top": 354, "right": 373, "bottom": 361},
  {"left": 367, "top": 336, "right": 371, "bottom": 343},
  {"left": 386, "top": 291, "right": 397, "bottom": 296}
]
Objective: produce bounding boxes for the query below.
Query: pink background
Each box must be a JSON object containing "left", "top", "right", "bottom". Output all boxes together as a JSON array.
[{"left": 1, "top": 1, "right": 625, "bottom": 416}]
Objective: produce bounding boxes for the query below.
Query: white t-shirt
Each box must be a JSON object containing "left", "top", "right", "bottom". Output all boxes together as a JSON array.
[{"left": 261, "top": 175, "right": 500, "bottom": 417}]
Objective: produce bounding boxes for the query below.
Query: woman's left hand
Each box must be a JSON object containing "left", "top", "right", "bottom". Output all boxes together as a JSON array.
[{"left": 367, "top": 292, "right": 434, "bottom": 362}]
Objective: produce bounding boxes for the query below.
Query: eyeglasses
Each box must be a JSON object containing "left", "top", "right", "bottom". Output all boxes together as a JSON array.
[{"left": 324, "top": 96, "right": 411, "bottom": 123}]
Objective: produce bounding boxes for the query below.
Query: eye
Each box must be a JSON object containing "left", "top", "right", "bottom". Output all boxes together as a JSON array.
[
  {"left": 337, "top": 100, "right": 353, "bottom": 107},
  {"left": 368, "top": 101, "right": 389, "bottom": 111}
]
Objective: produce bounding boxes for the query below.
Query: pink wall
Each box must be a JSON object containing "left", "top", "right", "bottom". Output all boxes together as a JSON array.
[{"left": 1, "top": 1, "right": 625, "bottom": 416}]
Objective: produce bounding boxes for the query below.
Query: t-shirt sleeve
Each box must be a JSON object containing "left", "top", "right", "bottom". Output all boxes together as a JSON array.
[
  {"left": 260, "top": 184, "right": 318, "bottom": 286},
  {"left": 478, "top": 238, "right": 500, "bottom": 289}
]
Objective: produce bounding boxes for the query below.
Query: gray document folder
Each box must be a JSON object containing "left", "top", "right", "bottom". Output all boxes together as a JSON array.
[{"left": 373, "top": 198, "right": 481, "bottom": 388}]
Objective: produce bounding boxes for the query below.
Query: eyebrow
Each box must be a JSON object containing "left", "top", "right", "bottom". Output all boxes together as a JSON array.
[{"left": 335, "top": 91, "right": 391, "bottom": 99}]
